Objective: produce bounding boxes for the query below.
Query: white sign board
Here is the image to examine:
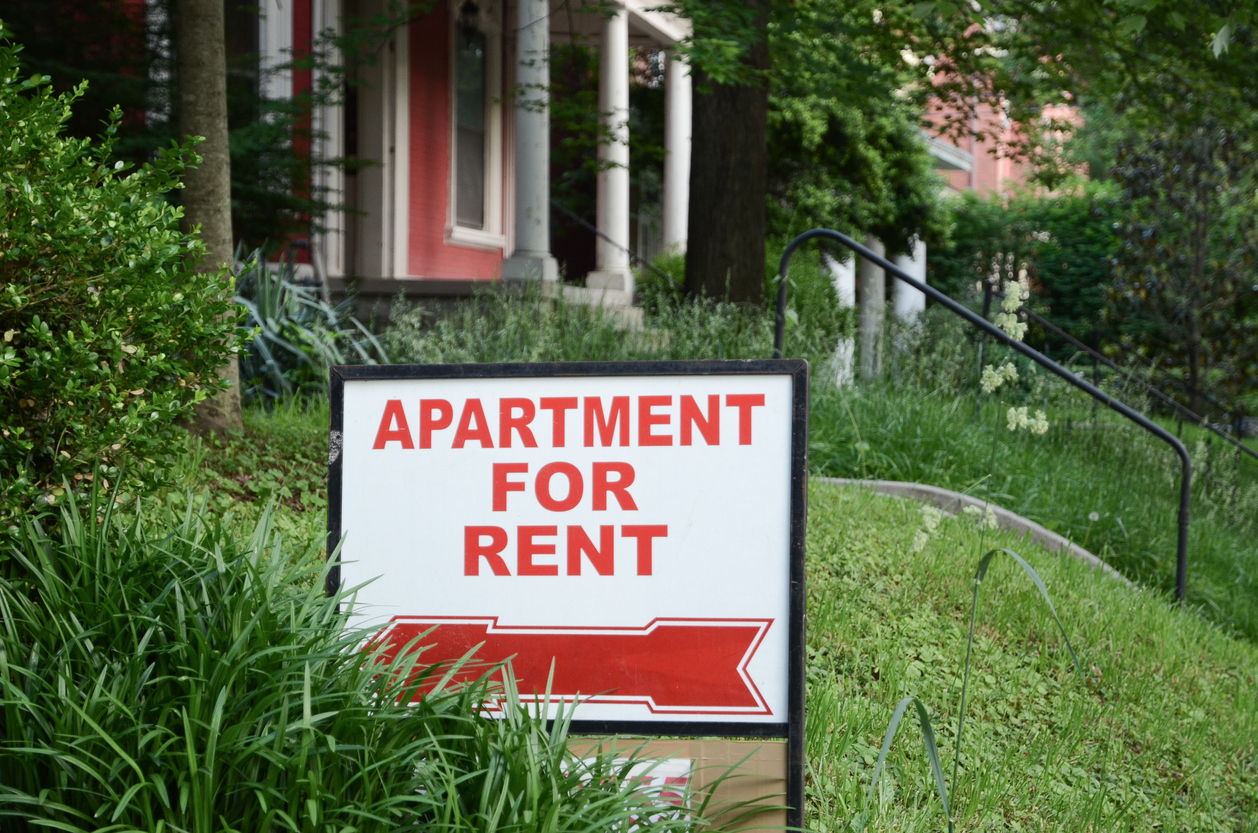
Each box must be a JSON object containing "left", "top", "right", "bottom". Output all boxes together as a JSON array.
[{"left": 328, "top": 361, "right": 807, "bottom": 734}]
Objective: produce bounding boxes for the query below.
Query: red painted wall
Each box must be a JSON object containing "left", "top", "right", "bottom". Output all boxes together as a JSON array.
[
  {"left": 293, "top": 0, "right": 313, "bottom": 160},
  {"left": 408, "top": 3, "right": 503, "bottom": 280},
  {"left": 292, "top": 0, "right": 314, "bottom": 263}
]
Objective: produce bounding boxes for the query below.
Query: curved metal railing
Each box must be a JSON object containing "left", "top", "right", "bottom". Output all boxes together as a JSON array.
[{"left": 774, "top": 228, "right": 1192, "bottom": 602}]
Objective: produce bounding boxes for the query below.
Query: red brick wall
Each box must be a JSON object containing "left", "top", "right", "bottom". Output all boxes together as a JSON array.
[{"left": 930, "top": 103, "right": 1030, "bottom": 196}]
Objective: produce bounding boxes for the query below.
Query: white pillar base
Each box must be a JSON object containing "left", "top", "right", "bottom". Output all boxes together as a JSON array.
[
  {"left": 509, "top": 0, "right": 555, "bottom": 280},
  {"left": 592, "top": 7, "right": 632, "bottom": 295},
  {"left": 833, "top": 337, "right": 855, "bottom": 387},
  {"left": 502, "top": 253, "right": 559, "bottom": 281},
  {"left": 586, "top": 268, "right": 634, "bottom": 293},
  {"left": 824, "top": 253, "right": 856, "bottom": 307},
  {"left": 824, "top": 253, "right": 857, "bottom": 387},
  {"left": 859, "top": 236, "right": 886, "bottom": 381}
]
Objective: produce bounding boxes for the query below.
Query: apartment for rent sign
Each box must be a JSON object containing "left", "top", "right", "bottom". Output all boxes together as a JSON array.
[{"left": 328, "top": 361, "right": 807, "bottom": 733}]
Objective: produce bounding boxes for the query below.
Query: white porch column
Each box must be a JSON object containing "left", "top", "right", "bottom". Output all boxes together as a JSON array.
[
  {"left": 859, "top": 236, "right": 885, "bottom": 381},
  {"left": 258, "top": 0, "right": 293, "bottom": 105},
  {"left": 586, "top": 6, "right": 633, "bottom": 295},
  {"left": 312, "top": 0, "right": 344, "bottom": 281},
  {"left": 824, "top": 253, "right": 856, "bottom": 387},
  {"left": 662, "top": 50, "right": 691, "bottom": 253},
  {"left": 893, "top": 238, "right": 927, "bottom": 320},
  {"left": 501, "top": 0, "right": 558, "bottom": 281}
]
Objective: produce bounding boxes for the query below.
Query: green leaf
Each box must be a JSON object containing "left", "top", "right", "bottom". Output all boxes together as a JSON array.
[
  {"left": 952, "top": 547, "right": 1084, "bottom": 798},
  {"left": 1117, "top": 14, "right": 1147, "bottom": 36},
  {"left": 1211, "top": 23, "right": 1232, "bottom": 56}
]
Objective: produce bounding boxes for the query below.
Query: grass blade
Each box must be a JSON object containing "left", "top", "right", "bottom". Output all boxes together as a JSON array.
[
  {"left": 952, "top": 547, "right": 1085, "bottom": 798},
  {"left": 855, "top": 696, "right": 952, "bottom": 833}
]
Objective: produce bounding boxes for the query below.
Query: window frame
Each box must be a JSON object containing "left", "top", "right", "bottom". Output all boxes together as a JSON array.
[{"left": 446, "top": 0, "right": 505, "bottom": 251}]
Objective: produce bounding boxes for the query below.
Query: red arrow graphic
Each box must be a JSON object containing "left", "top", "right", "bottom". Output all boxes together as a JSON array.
[{"left": 374, "top": 617, "right": 773, "bottom": 715}]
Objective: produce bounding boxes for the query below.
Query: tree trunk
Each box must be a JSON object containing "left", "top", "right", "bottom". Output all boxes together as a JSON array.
[
  {"left": 178, "top": 0, "right": 242, "bottom": 434},
  {"left": 1187, "top": 317, "right": 1203, "bottom": 415},
  {"left": 1187, "top": 180, "right": 1209, "bottom": 416},
  {"left": 683, "top": 1, "right": 769, "bottom": 304}
]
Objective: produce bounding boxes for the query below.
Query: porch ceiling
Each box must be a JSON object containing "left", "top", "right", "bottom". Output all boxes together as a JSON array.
[{"left": 549, "top": 0, "right": 690, "bottom": 47}]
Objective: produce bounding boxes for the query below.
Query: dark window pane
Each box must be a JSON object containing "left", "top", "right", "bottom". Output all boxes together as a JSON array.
[
  {"left": 455, "top": 27, "right": 486, "bottom": 228},
  {"left": 456, "top": 126, "right": 485, "bottom": 228}
]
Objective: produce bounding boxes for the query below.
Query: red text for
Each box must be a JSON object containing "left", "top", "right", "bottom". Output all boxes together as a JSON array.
[{"left": 471, "top": 462, "right": 655, "bottom": 576}]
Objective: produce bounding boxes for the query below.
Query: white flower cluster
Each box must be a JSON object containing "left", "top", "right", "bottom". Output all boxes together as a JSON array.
[
  {"left": 910, "top": 504, "right": 944, "bottom": 553},
  {"left": 979, "top": 276, "right": 1031, "bottom": 394},
  {"left": 979, "top": 274, "right": 1051, "bottom": 436},
  {"left": 921, "top": 504, "right": 942, "bottom": 533},
  {"left": 993, "top": 311, "right": 1028, "bottom": 342},
  {"left": 981, "top": 361, "right": 1018, "bottom": 393},
  {"left": 993, "top": 276, "right": 1030, "bottom": 342},
  {"left": 1007, "top": 405, "right": 1049, "bottom": 435},
  {"left": 962, "top": 504, "right": 999, "bottom": 530}
]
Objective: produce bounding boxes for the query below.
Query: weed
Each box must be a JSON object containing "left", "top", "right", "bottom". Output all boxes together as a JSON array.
[{"left": 236, "top": 251, "right": 387, "bottom": 404}]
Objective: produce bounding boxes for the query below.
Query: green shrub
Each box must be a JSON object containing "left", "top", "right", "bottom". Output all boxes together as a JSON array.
[
  {"left": 383, "top": 283, "right": 635, "bottom": 365},
  {"left": 634, "top": 249, "right": 686, "bottom": 315},
  {"left": 0, "top": 496, "right": 705, "bottom": 832},
  {"left": 0, "top": 34, "right": 237, "bottom": 518},
  {"left": 928, "top": 186, "right": 1118, "bottom": 356}
]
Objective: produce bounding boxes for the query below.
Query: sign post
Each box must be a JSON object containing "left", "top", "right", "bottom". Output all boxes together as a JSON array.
[{"left": 328, "top": 360, "right": 807, "bottom": 829}]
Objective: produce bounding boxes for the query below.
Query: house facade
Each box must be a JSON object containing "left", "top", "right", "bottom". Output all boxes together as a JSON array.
[
  {"left": 254, "top": 0, "right": 1049, "bottom": 335},
  {"left": 258, "top": 0, "right": 691, "bottom": 308}
]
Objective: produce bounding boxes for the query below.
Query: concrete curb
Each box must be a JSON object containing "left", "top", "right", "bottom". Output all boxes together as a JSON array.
[{"left": 814, "top": 477, "right": 1133, "bottom": 587}]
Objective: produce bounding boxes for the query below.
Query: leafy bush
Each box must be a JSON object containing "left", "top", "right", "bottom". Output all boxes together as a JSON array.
[
  {"left": 634, "top": 249, "right": 686, "bottom": 315},
  {"left": 236, "top": 252, "right": 387, "bottom": 404},
  {"left": 0, "top": 34, "right": 237, "bottom": 518},
  {"left": 928, "top": 186, "right": 1118, "bottom": 355},
  {"left": 0, "top": 496, "right": 705, "bottom": 833}
]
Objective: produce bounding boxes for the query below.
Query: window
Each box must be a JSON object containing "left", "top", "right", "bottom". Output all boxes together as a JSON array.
[
  {"left": 447, "top": 0, "right": 503, "bottom": 249},
  {"left": 454, "top": 5, "right": 486, "bottom": 229}
]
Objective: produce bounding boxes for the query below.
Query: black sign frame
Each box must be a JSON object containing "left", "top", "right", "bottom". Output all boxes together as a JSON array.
[{"left": 328, "top": 359, "right": 807, "bottom": 830}]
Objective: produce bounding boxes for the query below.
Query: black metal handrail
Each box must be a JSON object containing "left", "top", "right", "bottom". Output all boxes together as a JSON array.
[
  {"left": 774, "top": 228, "right": 1192, "bottom": 602},
  {"left": 1019, "top": 305, "right": 1258, "bottom": 464}
]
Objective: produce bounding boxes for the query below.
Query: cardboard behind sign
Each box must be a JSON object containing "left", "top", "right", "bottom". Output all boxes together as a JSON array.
[{"left": 568, "top": 738, "right": 787, "bottom": 832}]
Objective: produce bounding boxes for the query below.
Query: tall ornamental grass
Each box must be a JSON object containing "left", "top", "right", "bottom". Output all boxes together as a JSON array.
[
  {"left": 0, "top": 496, "right": 701, "bottom": 833},
  {"left": 382, "top": 253, "right": 846, "bottom": 368}
]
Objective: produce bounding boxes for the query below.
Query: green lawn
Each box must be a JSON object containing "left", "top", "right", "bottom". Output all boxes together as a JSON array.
[
  {"left": 806, "top": 482, "right": 1257, "bottom": 831},
  {"left": 811, "top": 381, "right": 1258, "bottom": 642},
  {"left": 170, "top": 399, "right": 331, "bottom": 546},
  {"left": 175, "top": 408, "right": 1258, "bottom": 830}
]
